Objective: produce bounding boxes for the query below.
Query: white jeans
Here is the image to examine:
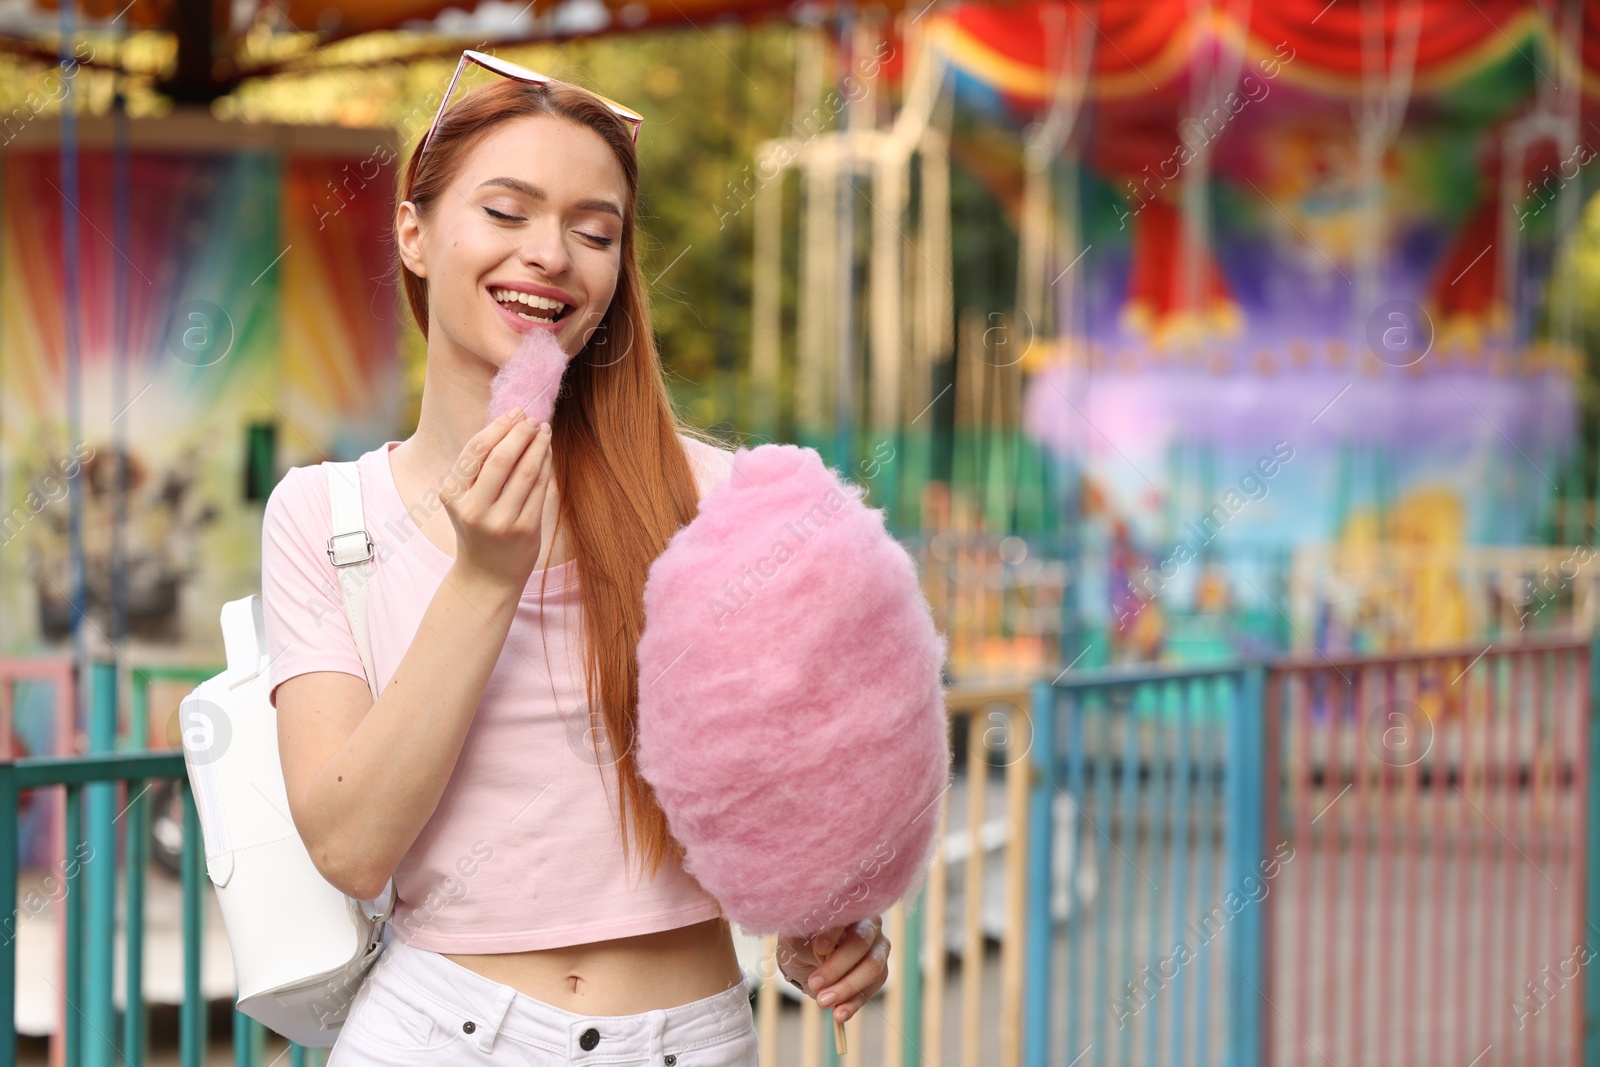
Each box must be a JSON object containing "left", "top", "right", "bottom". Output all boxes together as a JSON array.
[{"left": 327, "top": 930, "right": 760, "bottom": 1066}]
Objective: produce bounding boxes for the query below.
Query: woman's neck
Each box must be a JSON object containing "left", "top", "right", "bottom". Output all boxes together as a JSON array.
[{"left": 402, "top": 337, "right": 497, "bottom": 482}]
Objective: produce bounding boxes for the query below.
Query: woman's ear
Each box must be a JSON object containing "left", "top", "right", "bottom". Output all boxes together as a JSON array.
[{"left": 396, "top": 200, "right": 428, "bottom": 279}]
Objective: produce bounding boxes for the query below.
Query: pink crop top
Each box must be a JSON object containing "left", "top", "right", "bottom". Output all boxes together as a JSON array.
[{"left": 260, "top": 432, "right": 736, "bottom": 952}]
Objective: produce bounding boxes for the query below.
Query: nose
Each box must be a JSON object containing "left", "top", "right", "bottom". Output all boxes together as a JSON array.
[{"left": 516, "top": 216, "right": 572, "bottom": 278}]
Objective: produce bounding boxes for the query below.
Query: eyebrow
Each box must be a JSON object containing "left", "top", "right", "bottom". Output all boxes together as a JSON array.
[{"left": 477, "top": 177, "right": 624, "bottom": 222}]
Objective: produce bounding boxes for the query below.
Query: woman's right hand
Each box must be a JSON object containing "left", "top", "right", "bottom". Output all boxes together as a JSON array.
[{"left": 440, "top": 407, "right": 554, "bottom": 592}]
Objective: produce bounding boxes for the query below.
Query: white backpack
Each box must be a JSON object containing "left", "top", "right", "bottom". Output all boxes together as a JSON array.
[{"left": 177, "top": 459, "right": 396, "bottom": 1047}]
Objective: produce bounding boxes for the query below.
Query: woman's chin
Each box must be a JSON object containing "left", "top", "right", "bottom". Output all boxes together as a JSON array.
[{"left": 489, "top": 329, "right": 569, "bottom": 368}]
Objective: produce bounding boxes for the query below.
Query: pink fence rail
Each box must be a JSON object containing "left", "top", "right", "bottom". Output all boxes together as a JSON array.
[{"left": 1264, "top": 635, "right": 1590, "bottom": 1067}]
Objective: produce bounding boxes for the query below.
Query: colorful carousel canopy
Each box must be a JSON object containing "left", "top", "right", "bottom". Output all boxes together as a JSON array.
[
  {"left": 902, "top": 2, "right": 1594, "bottom": 551},
  {"left": 922, "top": 0, "right": 1596, "bottom": 344},
  {"left": 927, "top": 0, "right": 1600, "bottom": 108}
]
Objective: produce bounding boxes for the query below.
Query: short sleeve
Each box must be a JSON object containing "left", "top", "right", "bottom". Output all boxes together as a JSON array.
[
  {"left": 260, "top": 464, "right": 368, "bottom": 708},
  {"left": 678, "top": 433, "right": 736, "bottom": 502}
]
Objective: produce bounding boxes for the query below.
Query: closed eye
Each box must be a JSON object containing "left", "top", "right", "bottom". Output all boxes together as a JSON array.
[{"left": 484, "top": 207, "right": 614, "bottom": 247}]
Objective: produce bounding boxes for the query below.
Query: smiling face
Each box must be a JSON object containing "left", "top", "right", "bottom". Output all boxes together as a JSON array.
[{"left": 396, "top": 112, "right": 628, "bottom": 367}]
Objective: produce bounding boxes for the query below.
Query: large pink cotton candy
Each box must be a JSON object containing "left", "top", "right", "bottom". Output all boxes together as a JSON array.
[
  {"left": 486, "top": 329, "right": 569, "bottom": 427},
  {"left": 636, "top": 443, "right": 951, "bottom": 939}
]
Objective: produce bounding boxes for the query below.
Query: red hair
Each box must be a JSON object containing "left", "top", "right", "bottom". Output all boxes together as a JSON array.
[{"left": 395, "top": 75, "right": 717, "bottom": 882}]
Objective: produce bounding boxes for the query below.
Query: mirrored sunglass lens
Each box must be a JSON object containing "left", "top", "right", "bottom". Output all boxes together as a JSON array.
[
  {"left": 457, "top": 53, "right": 641, "bottom": 130},
  {"left": 592, "top": 95, "right": 643, "bottom": 122},
  {"left": 466, "top": 51, "right": 547, "bottom": 83}
]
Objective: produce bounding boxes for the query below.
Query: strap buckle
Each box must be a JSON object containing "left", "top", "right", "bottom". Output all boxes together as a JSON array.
[{"left": 326, "top": 530, "right": 374, "bottom": 567}]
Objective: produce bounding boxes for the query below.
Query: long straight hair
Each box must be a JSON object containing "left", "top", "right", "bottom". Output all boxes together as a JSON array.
[{"left": 396, "top": 75, "right": 714, "bottom": 883}]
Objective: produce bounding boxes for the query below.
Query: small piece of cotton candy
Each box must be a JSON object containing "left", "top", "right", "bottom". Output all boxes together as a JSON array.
[{"left": 486, "top": 329, "right": 570, "bottom": 427}]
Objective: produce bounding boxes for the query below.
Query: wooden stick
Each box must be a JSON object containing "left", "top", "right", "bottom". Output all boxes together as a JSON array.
[{"left": 817, "top": 937, "right": 848, "bottom": 1055}]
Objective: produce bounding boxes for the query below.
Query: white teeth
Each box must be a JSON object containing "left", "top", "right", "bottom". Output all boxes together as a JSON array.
[{"left": 491, "top": 287, "right": 566, "bottom": 313}]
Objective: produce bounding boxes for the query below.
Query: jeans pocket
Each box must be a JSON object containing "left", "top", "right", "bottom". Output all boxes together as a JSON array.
[
  {"left": 341, "top": 975, "right": 455, "bottom": 1055},
  {"left": 664, "top": 1021, "right": 759, "bottom": 1067}
]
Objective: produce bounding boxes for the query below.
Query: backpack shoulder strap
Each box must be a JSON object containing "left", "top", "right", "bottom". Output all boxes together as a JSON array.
[
  {"left": 323, "top": 458, "right": 396, "bottom": 923},
  {"left": 323, "top": 460, "right": 380, "bottom": 703}
]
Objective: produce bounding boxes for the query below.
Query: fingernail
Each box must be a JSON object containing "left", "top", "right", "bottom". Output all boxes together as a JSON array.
[
  {"left": 818, "top": 990, "right": 836, "bottom": 1006},
  {"left": 507, "top": 406, "right": 525, "bottom": 420},
  {"left": 809, "top": 974, "right": 824, "bottom": 990}
]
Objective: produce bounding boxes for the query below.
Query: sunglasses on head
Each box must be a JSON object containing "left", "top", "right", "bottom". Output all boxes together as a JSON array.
[{"left": 420, "top": 49, "right": 644, "bottom": 161}]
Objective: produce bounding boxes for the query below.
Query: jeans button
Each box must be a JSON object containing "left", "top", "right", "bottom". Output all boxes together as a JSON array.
[
  {"left": 580, "top": 1027, "right": 600, "bottom": 1051},
  {"left": 665, "top": 1056, "right": 677, "bottom": 1066},
  {"left": 462, "top": 1021, "right": 476, "bottom": 1034}
]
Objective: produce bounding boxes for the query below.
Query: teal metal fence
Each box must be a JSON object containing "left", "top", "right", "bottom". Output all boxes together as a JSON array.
[
  {"left": 1026, "top": 634, "right": 1595, "bottom": 1067},
  {"left": 4, "top": 635, "right": 1596, "bottom": 1066},
  {"left": 1026, "top": 663, "right": 1267, "bottom": 1067},
  {"left": 0, "top": 744, "right": 338, "bottom": 1067},
  {"left": 0, "top": 751, "right": 199, "bottom": 1067}
]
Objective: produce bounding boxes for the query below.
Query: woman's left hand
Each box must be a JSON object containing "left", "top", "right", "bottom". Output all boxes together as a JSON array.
[{"left": 775, "top": 916, "right": 891, "bottom": 1023}]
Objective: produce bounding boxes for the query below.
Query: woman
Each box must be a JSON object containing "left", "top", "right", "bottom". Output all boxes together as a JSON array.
[{"left": 262, "top": 65, "right": 891, "bottom": 1064}]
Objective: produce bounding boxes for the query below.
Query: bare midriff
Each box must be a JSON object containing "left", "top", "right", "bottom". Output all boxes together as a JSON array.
[{"left": 439, "top": 916, "right": 745, "bottom": 1013}]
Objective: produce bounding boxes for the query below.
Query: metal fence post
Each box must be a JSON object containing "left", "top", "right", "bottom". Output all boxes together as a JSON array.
[
  {"left": 1025, "top": 679, "right": 1056, "bottom": 1067},
  {"left": 1227, "top": 665, "right": 1267, "bottom": 1067},
  {"left": 900, "top": 882, "right": 926, "bottom": 1067},
  {"left": 181, "top": 782, "right": 206, "bottom": 1067},
  {"left": 0, "top": 761, "right": 16, "bottom": 1067},
  {"left": 86, "top": 660, "right": 118, "bottom": 1067},
  {"left": 124, "top": 772, "right": 150, "bottom": 1067},
  {"left": 1259, "top": 665, "right": 1284, "bottom": 1067},
  {"left": 1586, "top": 631, "right": 1600, "bottom": 1066}
]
